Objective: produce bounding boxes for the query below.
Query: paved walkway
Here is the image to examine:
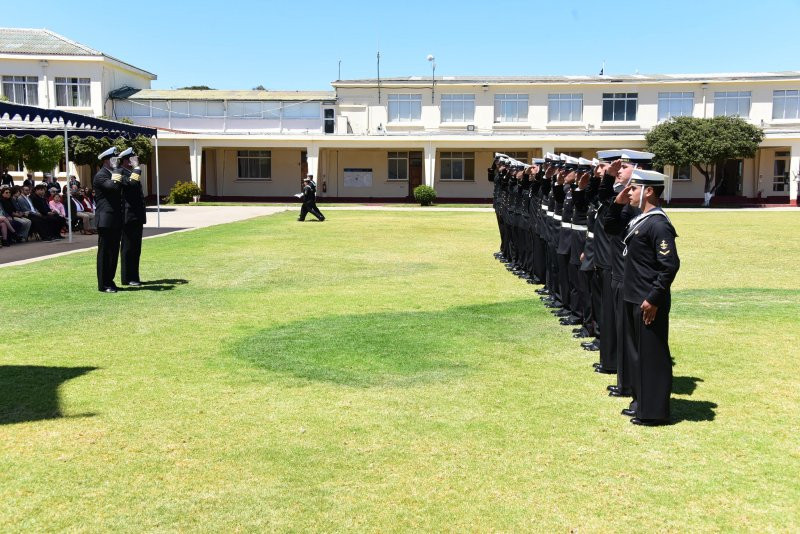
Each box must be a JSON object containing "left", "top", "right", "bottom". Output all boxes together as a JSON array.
[{"left": 0, "top": 205, "right": 288, "bottom": 268}]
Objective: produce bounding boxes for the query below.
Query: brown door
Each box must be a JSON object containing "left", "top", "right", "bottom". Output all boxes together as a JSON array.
[
  {"left": 408, "top": 151, "right": 423, "bottom": 198},
  {"left": 300, "top": 151, "right": 308, "bottom": 190}
]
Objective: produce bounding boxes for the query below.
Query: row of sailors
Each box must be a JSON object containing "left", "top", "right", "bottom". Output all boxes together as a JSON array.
[{"left": 490, "top": 150, "right": 681, "bottom": 426}]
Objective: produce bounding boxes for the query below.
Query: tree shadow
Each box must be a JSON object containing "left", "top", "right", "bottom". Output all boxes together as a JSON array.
[
  {"left": 230, "top": 300, "right": 537, "bottom": 388},
  {"left": 671, "top": 398, "right": 717, "bottom": 423},
  {"left": 0, "top": 365, "right": 98, "bottom": 425},
  {"left": 672, "top": 376, "right": 703, "bottom": 396}
]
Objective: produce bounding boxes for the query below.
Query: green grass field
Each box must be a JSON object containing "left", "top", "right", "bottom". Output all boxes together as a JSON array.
[{"left": 1, "top": 210, "right": 799, "bottom": 531}]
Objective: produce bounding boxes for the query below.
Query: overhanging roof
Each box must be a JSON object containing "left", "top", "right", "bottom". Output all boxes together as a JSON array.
[
  {"left": 120, "top": 89, "right": 336, "bottom": 101},
  {"left": 0, "top": 101, "right": 157, "bottom": 138}
]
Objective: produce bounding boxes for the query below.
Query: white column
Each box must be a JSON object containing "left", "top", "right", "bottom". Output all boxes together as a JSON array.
[
  {"left": 540, "top": 145, "right": 555, "bottom": 159},
  {"left": 423, "top": 143, "right": 436, "bottom": 187},
  {"left": 306, "top": 144, "right": 320, "bottom": 182},
  {"left": 790, "top": 143, "right": 800, "bottom": 206},
  {"left": 189, "top": 140, "right": 202, "bottom": 188}
]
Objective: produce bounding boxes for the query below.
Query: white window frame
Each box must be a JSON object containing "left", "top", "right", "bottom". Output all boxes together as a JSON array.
[
  {"left": 672, "top": 164, "right": 692, "bottom": 182},
  {"left": 547, "top": 93, "right": 583, "bottom": 122},
  {"left": 151, "top": 100, "right": 169, "bottom": 118},
  {"left": 237, "top": 150, "right": 272, "bottom": 180},
  {"left": 1, "top": 75, "right": 38, "bottom": 105},
  {"left": 388, "top": 94, "right": 422, "bottom": 122},
  {"left": 439, "top": 152, "right": 475, "bottom": 181},
  {"left": 494, "top": 94, "right": 528, "bottom": 123},
  {"left": 440, "top": 94, "right": 475, "bottom": 123},
  {"left": 55, "top": 77, "right": 91, "bottom": 107},
  {"left": 773, "top": 151, "right": 790, "bottom": 192},
  {"left": 658, "top": 92, "right": 694, "bottom": 121},
  {"left": 714, "top": 91, "right": 751, "bottom": 117},
  {"left": 602, "top": 93, "right": 638, "bottom": 122},
  {"left": 283, "top": 102, "right": 320, "bottom": 120},
  {"left": 388, "top": 152, "right": 409, "bottom": 181},
  {"left": 772, "top": 90, "right": 800, "bottom": 120}
]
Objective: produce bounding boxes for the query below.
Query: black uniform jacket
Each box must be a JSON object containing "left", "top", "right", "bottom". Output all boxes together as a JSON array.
[
  {"left": 121, "top": 168, "right": 147, "bottom": 225},
  {"left": 620, "top": 208, "right": 680, "bottom": 307},
  {"left": 93, "top": 166, "right": 123, "bottom": 229}
]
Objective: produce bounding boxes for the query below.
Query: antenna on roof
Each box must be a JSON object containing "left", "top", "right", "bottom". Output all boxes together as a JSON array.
[
  {"left": 377, "top": 50, "right": 381, "bottom": 104},
  {"left": 599, "top": 60, "right": 605, "bottom": 76}
]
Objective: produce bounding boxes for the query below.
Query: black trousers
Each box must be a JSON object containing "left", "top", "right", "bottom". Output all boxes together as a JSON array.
[
  {"left": 533, "top": 232, "right": 547, "bottom": 282},
  {"left": 557, "top": 253, "right": 572, "bottom": 312},
  {"left": 623, "top": 299, "right": 672, "bottom": 421},
  {"left": 579, "top": 268, "right": 597, "bottom": 336},
  {"left": 568, "top": 261, "right": 581, "bottom": 315},
  {"left": 495, "top": 211, "right": 505, "bottom": 253},
  {"left": 612, "top": 281, "right": 631, "bottom": 393},
  {"left": 97, "top": 226, "right": 122, "bottom": 290},
  {"left": 121, "top": 222, "right": 143, "bottom": 284},
  {"left": 598, "top": 268, "right": 617, "bottom": 371},
  {"left": 299, "top": 202, "right": 325, "bottom": 221}
]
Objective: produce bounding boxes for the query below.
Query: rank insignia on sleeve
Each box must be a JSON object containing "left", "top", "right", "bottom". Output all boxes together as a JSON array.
[{"left": 659, "top": 240, "right": 671, "bottom": 255}]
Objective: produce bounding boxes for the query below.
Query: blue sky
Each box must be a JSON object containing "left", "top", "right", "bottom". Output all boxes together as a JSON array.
[{"left": 5, "top": 0, "right": 799, "bottom": 90}]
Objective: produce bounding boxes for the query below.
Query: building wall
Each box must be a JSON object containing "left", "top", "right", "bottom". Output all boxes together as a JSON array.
[
  {"left": 320, "top": 148, "right": 409, "bottom": 198},
  {"left": 156, "top": 146, "right": 191, "bottom": 194},
  {"left": 204, "top": 147, "right": 303, "bottom": 197}
]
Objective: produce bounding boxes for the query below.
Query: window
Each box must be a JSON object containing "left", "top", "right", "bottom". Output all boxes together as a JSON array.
[
  {"left": 185, "top": 100, "right": 225, "bottom": 118},
  {"left": 502, "top": 151, "right": 528, "bottom": 163},
  {"left": 440, "top": 152, "right": 475, "bottom": 181},
  {"left": 170, "top": 100, "right": 189, "bottom": 118},
  {"left": 55, "top": 77, "right": 90, "bottom": 107},
  {"left": 441, "top": 94, "right": 475, "bottom": 122},
  {"left": 602, "top": 93, "right": 637, "bottom": 121},
  {"left": 129, "top": 100, "right": 151, "bottom": 117},
  {"left": 672, "top": 164, "right": 692, "bottom": 181},
  {"left": 773, "top": 90, "right": 800, "bottom": 119},
  {"left": 714, "top": 91, "right": 751, "bottom": 117},
  {"left": 388, "top": 94, "right": 422, "bottom": 122},
  {"left": 388, "top": 152, "right": 409, "bottom": 180},
  {"left": 494, "top": 94, "right": 528, "bottom": 122},
  {"left": 658, "top": 92, "right": 694, "bottom": 121},
  {"left": 548, "top": 93, "right": 583, "bottom": 122},
  {"left": 151, "top": 101, "right": 169, "bottom": 118},
  {"left": 262, "top": 102, "right": 281, "bottom": 119},
  {"left": 284, "top": 102, "right": 320, "bottom": 119},
  {"left": 228, "top": 101, "right": 263, "bottom": 119},
  {"left": 237, "top": 150, "right": 271, "bottom": 180},
  {"left": 1, "top": 76, "right": 38, "bottom": 105}
]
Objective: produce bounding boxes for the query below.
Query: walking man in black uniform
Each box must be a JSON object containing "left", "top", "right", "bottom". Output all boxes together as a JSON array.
[
  {"left": 94, "top": 146, "right": 123, "bottom": 293},
  {"left": 118, "top": 147, "right": 146, "bottom": 286},
  {"left": 298, "top": 175, "right": 325, "bottom": 222},
  {"left": 608, "top": 169, "right": 679, "bottom": 426}
]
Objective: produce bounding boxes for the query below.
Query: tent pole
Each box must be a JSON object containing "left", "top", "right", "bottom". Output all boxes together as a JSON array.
[
  {"left": 63, "top": 122, "right": 72, "bottom": 243},
  {"left": 154, "top": 136, "right": 161, "bottom": 228}
]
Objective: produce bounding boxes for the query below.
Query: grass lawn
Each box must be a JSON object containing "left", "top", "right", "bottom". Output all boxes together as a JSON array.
[{"left": 1, "top": 210, "right": 799, "bottom": 531}]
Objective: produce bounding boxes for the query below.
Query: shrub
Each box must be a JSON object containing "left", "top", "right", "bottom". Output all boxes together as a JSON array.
[
  {"left": 413, "top": 185, "right": 437, "bottom": 206},
  {"left": 166, "top": 180, "right": 202, "bottom": 204}
]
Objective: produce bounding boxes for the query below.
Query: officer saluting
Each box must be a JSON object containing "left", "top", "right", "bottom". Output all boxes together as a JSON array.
[
  {"left": 118, "top": 147, "right": 146, "bottom": 286},
  {"left": 610, "top": 169, "right": 680, "bottom": 426},
  {"left": 93, "top": 146, "right": 124, "bottom": 293},
  {"left": 297, "top": 175, "right": 325, "bottom": 222}
]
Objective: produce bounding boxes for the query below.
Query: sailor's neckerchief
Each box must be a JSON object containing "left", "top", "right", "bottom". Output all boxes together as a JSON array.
[{"left": 622, "top": 207, "right": 671, "bottom": 257}]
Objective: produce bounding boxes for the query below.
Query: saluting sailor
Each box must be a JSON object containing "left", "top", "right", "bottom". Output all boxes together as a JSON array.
[
  {"left": 609, "top": 169, "right": 679, "bottom": 426},
  {"left": 118, "top": 147, "right": 146, "bottom": 287},
  {"left": 93, "top": 146, "right": 124, "bottom": 293}
]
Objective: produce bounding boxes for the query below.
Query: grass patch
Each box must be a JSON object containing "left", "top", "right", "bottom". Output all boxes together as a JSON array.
[{"left": 1, "top": 210, "right": 799, "bottom": 531}]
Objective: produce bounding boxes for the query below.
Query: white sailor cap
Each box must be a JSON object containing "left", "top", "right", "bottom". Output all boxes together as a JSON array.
[
  {"left": 591, "top": 158, "right": 600, "bottom": 166},
  {"left": 98, "top": 146, "right": 119, "bottom": 160},
  {"left": 630, "top": 169, "right": 667, "bottom": 186},
  {"left": 532, "top": 157, "right": 545, "bottom": 164},
  {"left": 578, "top": 157, "right": 594, "bottom": 167},
  {"left": 119, "top": 147, "right": 135, "bottom": 159},
  {"left": 596, "top": 149, "right": 654, "bottom": 164},
  {"left": 545, "top": 152, "right": 559, "bottom": 161}
]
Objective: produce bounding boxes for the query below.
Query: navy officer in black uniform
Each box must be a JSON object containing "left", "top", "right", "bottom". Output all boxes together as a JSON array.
[
  {"left": 298, "top": 175, "right": 325, "bottom": 222},
  {"left": 608, "top": 169, "right": 680, "bottom": 426},
  {"left": 93, "top": 146, "right": 123, "bottom": 293},
  {"left": 118, "top": 147, "right": 146, "bottom": 286}
]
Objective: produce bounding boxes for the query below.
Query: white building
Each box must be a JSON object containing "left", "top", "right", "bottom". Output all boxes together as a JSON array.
[{"left": 2, "top": 28, "right": 798, "bottom": 205}]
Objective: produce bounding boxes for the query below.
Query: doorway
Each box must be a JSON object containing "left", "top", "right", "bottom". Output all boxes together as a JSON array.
[
  {"left": 715, "top": 159, "right": 743, "bottom": 196},
  {"left": 408, "top": 151, "right": 423, "bottom": 198}
]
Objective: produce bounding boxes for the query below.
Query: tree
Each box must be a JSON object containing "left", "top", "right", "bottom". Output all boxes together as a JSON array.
[
  {"left": 646, "top": 116, "right": 764, "bottom": 195},
  {"left": 178, "top": 85, "right": 213, "bottom": 90},
  {"left": 69, "top": 136, "right": 112, "bottom": 176},
  {"left": 0, "top": 136, "right": 23, "bottom": 172},
  {"left": 19, "top": 136, "right": 64, "bottom": 174},
  {"left": 252, "top": 85, "right": 267, "bottom": 91}
]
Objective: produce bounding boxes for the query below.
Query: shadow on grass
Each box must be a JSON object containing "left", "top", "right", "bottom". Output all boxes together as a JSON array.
[
  {"left": 672, "top": 398, "right": 717, "bottom": 423},
  {"left": 231, "top": 301, "right": 536, "bottom": 388},
  {"left": 673, "top": 376, "right": 703, "bottom": 395},
  {"left": 121, "top": 279, "right": 189, "bottom": 292},
  {"left": 0, "top": 365, "right": 97, "bottom": 425}
]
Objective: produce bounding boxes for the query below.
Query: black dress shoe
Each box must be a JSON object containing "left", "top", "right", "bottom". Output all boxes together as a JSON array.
[
  {"left": 607, "top": 384, "right": 619, "bottom": 392},
  {"left": 560, "top": 317, "right": 582, "bottom": 326},
  {"left": 583, "top": 342, "right": 600, "bottom": 352},
  {"left": 621, "top": 408, "right": 636, "bottom": 417},
  {"left": 608, "top": 389, "right": 632, "bottom": 398},
  {"left": 535, "top": 288, "right": 549, "bottom": 295},
  {"left": 595, "top": 366, "right": 616, "bottom": 374},
  {"left": 572, "top": 328, "right": 591, "bottom": 338},
  {"left": 126, "top": 281, "right": 142, "bottom": 287},
  {"left": 593, "top": 362, "right": 602, "bottom": 369},
  {"left": 99, "top": 287, "right": 118, "bottom": 293},
  {"left": 630, "top": 418, "right": 669, "bottom": 427}
]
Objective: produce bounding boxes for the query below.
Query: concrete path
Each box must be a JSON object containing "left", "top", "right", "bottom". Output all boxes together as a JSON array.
[{"left": 0, "top": 205, "right": 288, "bottom": 268}]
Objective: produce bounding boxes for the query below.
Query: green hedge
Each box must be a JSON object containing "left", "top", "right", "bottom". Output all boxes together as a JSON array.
[
  {"left": 166, "top": 181, "right": 202, "bottom": 204},
  {"left": 413, "top": 185, "right": 437, "bottom": 206}
]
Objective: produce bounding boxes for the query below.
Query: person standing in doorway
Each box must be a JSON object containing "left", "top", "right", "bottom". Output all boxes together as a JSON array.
[{"left": 297, "top": 175, "right": 325, "bottom": 222}]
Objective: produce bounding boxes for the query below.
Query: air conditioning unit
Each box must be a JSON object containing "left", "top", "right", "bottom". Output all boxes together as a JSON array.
[{"left": 466, "top": 124, "right": 476, "bottom": 132}]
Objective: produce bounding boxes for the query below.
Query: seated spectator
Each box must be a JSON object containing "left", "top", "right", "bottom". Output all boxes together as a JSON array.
[
  {"left": 69, "top": 175, "right": 80, "bottom": 189},
  {"left": 49, "top": 193, "right": 66, "bottom": 217},
  {"left": 68, "top": 189, "right": 96, "bottom": 234},
  {"left": 0, "top": 205, "right": 18, "bottom": 247},
  {"left": 28, "top": 184, "right": 65, "bottom": 239},
  {"left": 11, "top": 185, "right": 58, "bottom": 241},
  {"left": 0, "top": 186, "right": 31, "bottom": 242}
]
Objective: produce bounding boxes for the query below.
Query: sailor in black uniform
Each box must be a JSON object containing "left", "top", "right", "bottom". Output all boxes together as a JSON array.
[
  {"left": 608, "top": 169, "right": 679, "bottom": 426},
  {"left": 93, "top": 146, "right": 123, "bottom": 293},
  {"left": 117, "top": 147, "right": 146, "bottom": 286}
]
